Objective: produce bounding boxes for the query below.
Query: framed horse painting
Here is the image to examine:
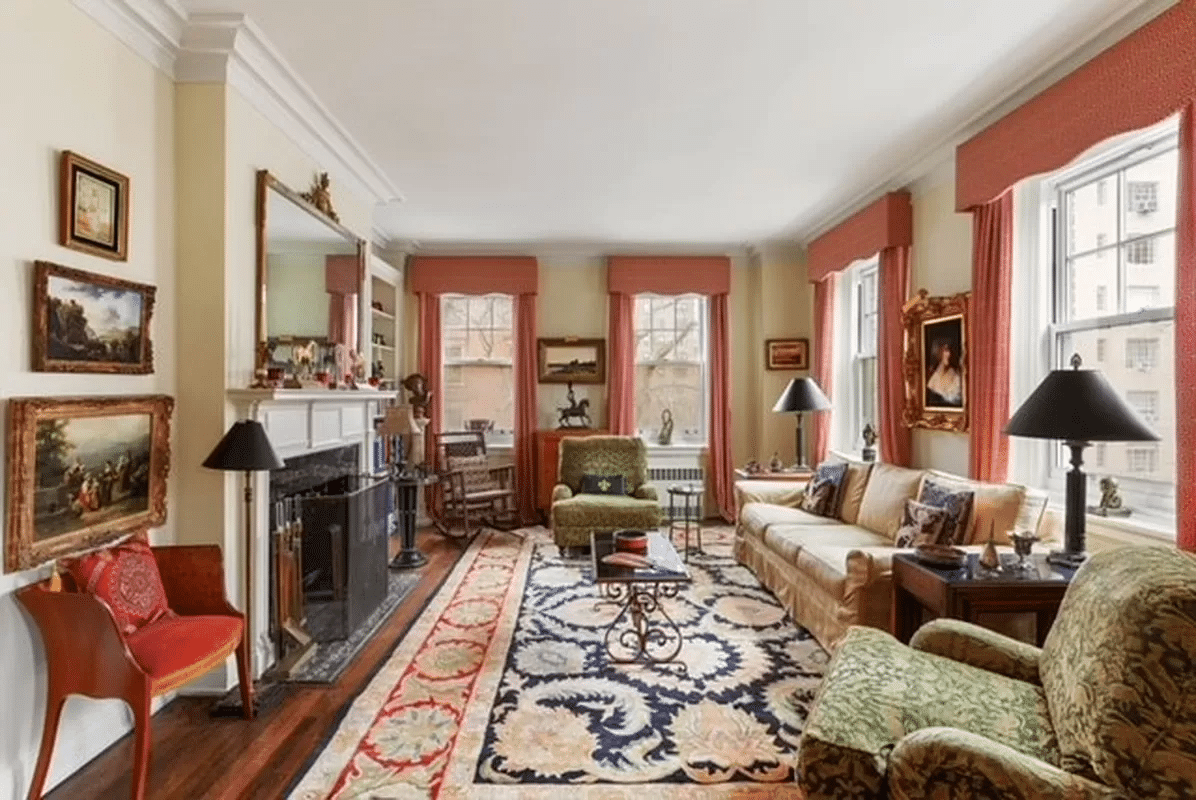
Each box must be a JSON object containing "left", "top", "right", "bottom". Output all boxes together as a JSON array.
[{"left": 537, "top": 338, "right": 606, "bottom": 384}]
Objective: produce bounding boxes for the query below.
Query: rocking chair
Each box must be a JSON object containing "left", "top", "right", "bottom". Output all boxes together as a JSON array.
[{"left": 432, "top": 431, "right": 519, "bottom": 538}]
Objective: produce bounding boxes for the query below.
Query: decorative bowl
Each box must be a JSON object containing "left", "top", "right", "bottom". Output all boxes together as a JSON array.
[
  {"left": 914, "top": 543, "right": 968, "bottom": 568},
  {"left": 614, "top": 530, "right": 649, "bottom": 555}
]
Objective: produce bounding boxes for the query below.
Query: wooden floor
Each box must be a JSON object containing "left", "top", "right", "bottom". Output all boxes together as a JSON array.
[{"left": 46, "top": 529, "right": 467, "bottom": 800}]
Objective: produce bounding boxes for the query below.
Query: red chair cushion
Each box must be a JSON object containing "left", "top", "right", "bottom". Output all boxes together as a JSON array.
[
  {"left": 126, "top": 614, "right": 243, "bottom": 693},
  {"left": 61, "top": 535, "right": 172, "bottom": 636}
]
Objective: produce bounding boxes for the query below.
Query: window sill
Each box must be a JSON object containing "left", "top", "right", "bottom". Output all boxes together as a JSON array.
[
  {"left": 1084, "top": 510, "right": 1175, "bottom": 544},
  {"left": 643, "top": 441, "right": 707, "bottom": 454}
]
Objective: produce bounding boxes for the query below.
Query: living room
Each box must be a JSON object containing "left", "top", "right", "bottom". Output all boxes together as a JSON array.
[{"left": 2, "top": 0, "right": 1193, "bottom": 798}]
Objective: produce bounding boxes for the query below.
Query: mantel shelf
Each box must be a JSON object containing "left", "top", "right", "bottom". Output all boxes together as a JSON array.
[
  {"left": 371, "top": 307, "right": 395, "bottom": 321},
  {"left": 372, "top": 343, "right": 395, "bottom": 352},
  {"left": 228, "top": 387, "right": 398, "bottom": 404}
]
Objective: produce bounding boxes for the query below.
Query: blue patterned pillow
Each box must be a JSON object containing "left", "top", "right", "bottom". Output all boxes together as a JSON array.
[
  {"left": 799, "top": 462, "right": 849, "bottom": 517},
  {"left": 918, "top": 479, "right": 974, "bottom": 545}
]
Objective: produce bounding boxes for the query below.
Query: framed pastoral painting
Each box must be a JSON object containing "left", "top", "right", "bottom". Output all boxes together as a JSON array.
[
  {"left": 32, "top": 261, "right": 155, "bottom": 374},
  {"left": 902, "top": 289, "right": 969, "bottom": 432},
  {"left": 765, "top": 338, "right": 809, "bottom": 370},
  {"left": 60, "top": 150, "right": 130, "bottom": 261},
  {"left": 5, "top": 394, "right": 173, "bottom": 572},
  {"left": 537, "top": 338, "right": 606, "bottom": 384}
]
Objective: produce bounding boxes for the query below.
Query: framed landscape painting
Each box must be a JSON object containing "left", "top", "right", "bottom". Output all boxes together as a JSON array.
[
  {"left": 60, "top": 150, "right": 130, "bottom": 261},
  {"left": 32, "top": 260, "right": 156, "bottom": 374},
  {"left": 901, "top": 289, "right": 969, "bottom": 432},
  {"left": 537, "top": 338, "right": 606, "bottom": 384},
  {"left": 5, "top": 394, "right": 173, "bottom": 572},
  {"left": 765, "top": 338, "right": 809, "bottom": 370}
]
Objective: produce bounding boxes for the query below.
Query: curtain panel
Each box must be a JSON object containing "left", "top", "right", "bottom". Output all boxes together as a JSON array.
[
  {"left": 877, "top": 246, "right": 912, "bottom": 467},
  {"left": 812, "top": 274, "right": 837, "bottom": 465},
  {"left": 1177, "top": 101, "right": 1196, "bottom": 552},
  {"left": 325, "top": 255, "right": 358, "bottom": 349},
  {"left": 514, "top": 294, "right": 539, "bottom": 521},
  {"left": 607, "top": 293, "right": 636, "bottom": 435}
]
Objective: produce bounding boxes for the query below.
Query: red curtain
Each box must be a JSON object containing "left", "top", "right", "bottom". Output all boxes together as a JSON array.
[
  {"left": 878, "top": 246, "right": 912, "bottom": 466},
  {"left": 710, "top": 294, "right": 734, "bottom": 521},
  {"left": 968, "top": 191, "right": 1014, "bottom": 483},
  {"left": 326, "top": 256, "right": 359, "bottom": 349},
  {"left": 514, "top": 293, "right": 538, "bottom": 521},
  {"left": 607, "top": 292, "right": 636, "bottom": 435},
  {"left": 812, "top": 274, "right": 837, "bottom": 465},
  {"left": 417, "top": 292, "right": 443, "bottom": 464},
  {"left": 1176, "top": 101, "right": 1196, "bottom": 552}
]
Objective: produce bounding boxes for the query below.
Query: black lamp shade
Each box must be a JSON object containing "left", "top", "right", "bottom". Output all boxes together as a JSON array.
[
  {"left": 203, "top": 420, "right": 284, "bottom": 472},
  {"left": 773, "top": 378, "right": 832, "bottom": 414},
  {"left": 1004, "top": 367, "right": 1158, "bottom": 443}
]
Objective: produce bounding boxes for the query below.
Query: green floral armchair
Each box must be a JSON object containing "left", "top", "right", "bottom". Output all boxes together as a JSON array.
[
  {"left": 798, "top": 546, "right": 1196, "bottom": 799},
  {"left": 550, "top": 436, "right": 660, "bottom": 548}
]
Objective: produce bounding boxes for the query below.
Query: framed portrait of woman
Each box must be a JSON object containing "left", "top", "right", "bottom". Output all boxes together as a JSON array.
[{"left": 901, "top": 290, "right": 969, "bottom": 432}]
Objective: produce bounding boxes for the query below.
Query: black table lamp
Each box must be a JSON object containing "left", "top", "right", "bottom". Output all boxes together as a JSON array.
[
  {"left": 773, "top": 377, "right": 832, "bottom": 470},
  {"left": 1004, "top": 354, "right": 1158, "bottom": 567},
  {"left": 203, "top": 419, "right": 284, "bottom": 717}
]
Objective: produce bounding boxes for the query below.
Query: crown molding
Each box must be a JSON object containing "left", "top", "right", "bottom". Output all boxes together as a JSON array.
[
  {"left": 72, "top": 1, "right": 404, "bottom": 208},
  {"left": 797, "top": 0, "right": 1176, "bottom": 245},
  {"left": 406, "top": 239, "right": 753, "bottom": 259}
]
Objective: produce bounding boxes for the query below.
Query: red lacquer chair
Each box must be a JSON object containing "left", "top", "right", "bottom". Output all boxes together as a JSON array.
[{"left": 16, "top": 543, "right": 252, "bottom": 800}]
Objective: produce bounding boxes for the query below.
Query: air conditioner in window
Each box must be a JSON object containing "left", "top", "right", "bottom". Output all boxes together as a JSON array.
[{"left": 1131, "top": 198, "right": 1158, "bottom": 214}]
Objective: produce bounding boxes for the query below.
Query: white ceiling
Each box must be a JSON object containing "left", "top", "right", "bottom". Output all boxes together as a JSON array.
[{"left": 181, "top": 0, "right": 1161, "bottom": 247}]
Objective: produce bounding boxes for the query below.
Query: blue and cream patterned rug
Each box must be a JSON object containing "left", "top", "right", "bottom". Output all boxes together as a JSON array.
[{"left": 290, "top": 526, "right": 823, "bottom": 799}]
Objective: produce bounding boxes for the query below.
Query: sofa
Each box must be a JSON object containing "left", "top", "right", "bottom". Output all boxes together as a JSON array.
[
  {"left": 550, "top": 435, "right": 661, "bottom": 549},
  {"left": 733, "top": 452, "right": 1059, "bottom": 650},
  {"left": 797, "top": 546, "right": 1196, "bottom": 799}
]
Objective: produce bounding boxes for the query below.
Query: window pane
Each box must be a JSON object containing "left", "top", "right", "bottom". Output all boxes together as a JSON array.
[
  {"left": 442, "top": 363, "right": 513, "bottom": 431},
  {"left": 1122, "top": 147, "right": 1177, "bottom": 238},
  {"left": 1066, "top": 179, "right": 1118, "bottom": 256},
  {"left": 1122, "top": 231, "right": 1175, "bottom": 312},
  {"left": 441, "top": 293, "right": 514, "bottom": 434},
  {"left": 858, "top": 356, "right": 878, "bottom": 436},
  {"left": 1063, "top": 250, "right": 1119, "bottom": 321},
  {"left": 635, "top": 364, "right": 701, "bottom": 436},
  {"left": 633, "top": 293, "right": 707, "bottom": 438}
]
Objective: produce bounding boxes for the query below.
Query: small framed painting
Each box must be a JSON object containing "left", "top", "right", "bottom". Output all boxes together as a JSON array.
[
  {"left": 901, "top": 289, "right": 970, "bottom": 432},
  {"left": 32, "top": 261, "right": 156, "bottom": 374},
  {"left": 765, "top": 338, "right": 809, "bottom": 370},
  {"left": 538, "top": 338, "right": 606, "bottom": 384},
  {"left": 60, "top": 150, "right": 130, "bottom": 261}
]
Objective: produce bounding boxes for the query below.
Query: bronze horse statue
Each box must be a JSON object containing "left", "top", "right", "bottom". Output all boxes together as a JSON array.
[{"left": 557, "top": 397, "right": 591, "bottom": 428}]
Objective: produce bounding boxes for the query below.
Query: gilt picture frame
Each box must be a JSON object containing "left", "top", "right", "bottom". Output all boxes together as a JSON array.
[
  {"left": 5, "top": 394, "right": 173, "bottom": 572},
  {"left": 60, "top": 151, "right": 130, "bottom": 261},
  {"left": 537, "top": 338, "right": 606, "bottom": 384},
  {"left": 902, "top": 289, "right": 969, "bottom": 432},
  {"left": 765, "top": 338, "right": 810, "bottom": 370}
]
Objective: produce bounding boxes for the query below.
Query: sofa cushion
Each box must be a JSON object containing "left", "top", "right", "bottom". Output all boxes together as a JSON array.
[
  {"left": 61, "top": 534, "right": 172, "bottom": 636},
  {"left": 761, "top": 523, "right": 888, "bottom": 566},
  {"left": 923, "top": 470, "right": 1026, "bottom": 544},
  {"left": 827, "top": 451, "right": 873, "bottom": 524},
  {"left": 126, "top": 613, "right": 243, "bottom": 692},
  {"left": 740, "top": 502, "right": 842, "bottom": 538},
  {"left": 856, "top": 463, "right": 925, "bottom": 539},
  {"left": 917, "top": 478, "right": 975, "bottom": 545},
  {"left": 799, "top": 462, "right": 847, "bottom": 517},
  {"left": 552, "top": 493, "right": 660, "bottom": 527},
  {"left": 893, "top": 499, "right": 950, "bottom": 548}
]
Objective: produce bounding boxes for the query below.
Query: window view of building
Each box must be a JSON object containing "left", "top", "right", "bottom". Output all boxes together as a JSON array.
[
  {"left": 853, "top": 263, "right": 879, "bottom": 443},
  {"left": 441, "top": 294, "right": 515, "bottom": 440},
  {"left": 633, "top": 294, "right": 707, "bottom": 443},
  {"left": 831, "top": 257, "right": 879, "bottom": 455},
  {"left": 1052, "top": 128, "right": 1176, "bottom": 515}
]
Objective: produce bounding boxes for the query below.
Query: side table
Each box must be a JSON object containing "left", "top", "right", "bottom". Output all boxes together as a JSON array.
[
  {"left": 733, "top": 468, "right": 812, "bottom": 481},
  {"left": 892, "top": 552, "right": 1077, "bottom": 646},
  {"left": 390, "top": 472, "right": 438, "bottom": 570},
  {"left": 666, "top": 484, "right": 704, "bottom": 560}
]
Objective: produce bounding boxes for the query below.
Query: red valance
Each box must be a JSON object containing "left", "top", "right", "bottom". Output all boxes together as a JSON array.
[
  {"left": 408, "top": 256, "right": 538, "bottom": 296},
  {"left": 956, "top": 2, "right": 1196, "bottom": 211},
  {"left": 806, "top": 191, "right": 913, "bottom": 282},
  {"left": 607, "top": 256, "right": 731, "bottom": 296}
]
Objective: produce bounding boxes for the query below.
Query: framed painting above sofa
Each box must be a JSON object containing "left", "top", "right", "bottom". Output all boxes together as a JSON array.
[{"left": 901, "top": 289, "right": 970, "bottom": 433}]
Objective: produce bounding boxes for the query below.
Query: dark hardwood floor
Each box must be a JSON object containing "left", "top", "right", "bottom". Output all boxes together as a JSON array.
[{"left": 45, "top": 529, "right": 466, "bottom": 800}]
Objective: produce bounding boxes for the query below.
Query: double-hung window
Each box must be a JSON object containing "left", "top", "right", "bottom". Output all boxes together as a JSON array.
[
  {"left": 633, "top": 294, "right": 708, "bottom": 444},
  {"left": 1046, "top": 127, "right": 1177, "bottom": 523},
  {"left": 440, "top": 294, "right": 514, "bottom": 444},
  {"left": 832, "top": 258, "right": 879, "bottom": 453}
]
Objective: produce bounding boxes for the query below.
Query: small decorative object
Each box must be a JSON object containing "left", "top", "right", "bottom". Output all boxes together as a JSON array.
[
  {"left": 60, "top": 150, "right": 130, "bottom": 261},
  {"left": 1089, "top": 476, "right": 1132, "bottom": 517},
  {"left": 658, "top": 408, "right": 674, "bottom": 445},
  {"left": 613, "top": 530, "right": 649, "bottom": 555},
  {"left": 291, "top": 340, "right": 318, "bottom": 381},
  {"left": 744, "top": 459, "right": 761, "bottom": 474},
  {"left": 402, "top": 373, "right": 432, "bottom": 418},
  {"left": 32, "top": 261, "right": 155, "bottom": 374},
  {"left": 5, "top": 394, "right": 174, "bottom": 572},
  {"left": 371, "top": 360, "right": 385, "bottom": 381},
  {"left": 979, "top": 521, "right": 1001, "bottom": 571},
  {"left": 556, "top": 382, "right": 592, "bottom": 428},
  {"left": 466, "top": 418, "right": 494, "bottom": 434},
  {"left": 769, "top": 451, "right": 784, "bottom": 472},
  {"left": 765, "top": 338, "right": 810, "bottom": 370},
  {"left": 861, "top": 422, "right": 877, "bottom": 462},
  {"left": 913, "top": 543, "right": 967, "bottom": 568},
  {"left": 902, "top": 289, "right": 970, "bottom": 432},
  {"left": 299, "top": 171, "right": 339, "bottom": 222},
  {"left": 537, "top": 337, "right": 606, "bottom": 384},
  {"left": 1010, "top": 530, "right": 1040, "bottom": 570}
]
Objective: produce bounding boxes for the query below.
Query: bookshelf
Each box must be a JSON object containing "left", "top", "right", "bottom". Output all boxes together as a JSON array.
[{"left": 369, "top": 255, "right": 402, "bottom": 390}]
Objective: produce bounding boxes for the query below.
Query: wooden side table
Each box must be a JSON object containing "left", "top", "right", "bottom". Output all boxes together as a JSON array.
[
  {"left": 733, "top": 468, "right": 812, "bottom": 481},
  {"left": 891, "top": 553, "right": 1077, "bottom": 646}
]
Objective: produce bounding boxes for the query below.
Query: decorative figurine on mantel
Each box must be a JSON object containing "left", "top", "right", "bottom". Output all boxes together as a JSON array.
[
  {"left": 769, "top": 452, "right": 785, "bottom": 473},
  {"left": 861, "top": 422, "right": 878, "bottom": 462},
  {"left": 402, "top": 373, "right": 432, "bottom": 419},
  {"left": 299, "top": 171, "right": 339, "bottom": 222},
  {"left": 557, "top": 382, "right": 592, "bottom": 428},
  {"left": 1089, "top": 476, "right": 1132, "bottom": 517},
  {"left": 658, "top": 408, "right": 674, "bottom": 445}
]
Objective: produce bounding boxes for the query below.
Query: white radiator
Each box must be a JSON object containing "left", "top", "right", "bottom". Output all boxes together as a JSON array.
[{"left": 645, "top": 448, "right": 706, "bottom": 514}]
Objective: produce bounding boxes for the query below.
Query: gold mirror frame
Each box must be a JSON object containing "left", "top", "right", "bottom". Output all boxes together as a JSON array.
[
  {"left": 901, "top": 289, "right": 970, "bottom": 433},
  {"left": 254, "top": 170, "right": 366, "bottom": 378}
]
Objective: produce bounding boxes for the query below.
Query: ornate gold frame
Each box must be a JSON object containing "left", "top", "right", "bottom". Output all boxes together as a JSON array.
[
  {"left": 537, "top": 337, "right": 606, "bottom": 384},
  {"left": 5, "top": 394, "right": 174, "bottom": 572},
  {"left": 902, "top": 289, "right": 970, "bottom": 433},
  {"left": 59, "top": 150, "right": 130, "bottom": 262}
]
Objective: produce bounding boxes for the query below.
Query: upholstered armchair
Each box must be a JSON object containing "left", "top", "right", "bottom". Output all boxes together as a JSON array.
[
  {"left": 798, "top": 546, "right": 1196, "bottom": 799},
  {"left": 550, "top": 435, "right": 660, "bottom": 548}
]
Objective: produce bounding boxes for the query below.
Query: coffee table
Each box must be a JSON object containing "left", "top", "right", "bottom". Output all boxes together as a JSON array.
[
  {"left": 892, "top": 552, "right": 1078, "bottom": 646},
  {"left": 591, "top": 530, "right": 691, "bottom": 669}
]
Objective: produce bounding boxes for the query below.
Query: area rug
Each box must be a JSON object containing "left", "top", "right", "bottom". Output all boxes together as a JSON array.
[{"left": 289, "top": 526, "right": 826, "bottom": 799}]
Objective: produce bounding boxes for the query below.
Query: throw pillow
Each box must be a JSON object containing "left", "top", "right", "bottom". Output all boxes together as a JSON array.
[
  {"left": 580, "top": 473, "right": 627, "bottom": 495},
  {"left": 799, "top": 462, "right": 848, "bottom": 517},
  {"left": 447, "top": 454, "right": 491, "bottom": 493},
  {"left": 61, "top": 533, "right": 172, "bottom": 636},
  {"left": 918, "top": 478, "right": 975, "bottom": 545},
  {"left": 894, "top": 499, "right": 951, "bottom": 548}
]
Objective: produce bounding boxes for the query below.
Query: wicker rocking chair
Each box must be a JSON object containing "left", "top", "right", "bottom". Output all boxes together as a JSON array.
[{"left": 432, "top": 431, "right": 519, "bottom": 538}]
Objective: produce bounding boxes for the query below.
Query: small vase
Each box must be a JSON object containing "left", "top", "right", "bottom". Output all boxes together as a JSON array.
[{"left": 979, "top": 522, "right": 1000, "bottom": 571}]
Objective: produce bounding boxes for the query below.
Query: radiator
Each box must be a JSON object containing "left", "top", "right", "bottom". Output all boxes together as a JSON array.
[{"left": 645, "top": 451, "right": 706, "bottom": 513}]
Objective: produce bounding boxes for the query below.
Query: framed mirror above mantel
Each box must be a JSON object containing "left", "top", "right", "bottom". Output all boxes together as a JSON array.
[{"left": 254, "top": 169, "right": 368, "bottom": 387}]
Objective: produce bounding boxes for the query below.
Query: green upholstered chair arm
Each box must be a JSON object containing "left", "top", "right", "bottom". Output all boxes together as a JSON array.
[
  {"left": 632, "top": 485, "right": 658, "bottom": 502},
  {"left": 888, "top": 727, "right": 1119, "bottom": 800},
  {"left": 911, "top": 618, "right": 1042, "bottom": 685},
  {"left": 551, "top": 483, "right": 574, "bottom": 503}
]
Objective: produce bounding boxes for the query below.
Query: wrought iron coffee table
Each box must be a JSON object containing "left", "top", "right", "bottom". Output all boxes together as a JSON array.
[{"left": 591, "top": 530, "right": 691, "bottom": 670}]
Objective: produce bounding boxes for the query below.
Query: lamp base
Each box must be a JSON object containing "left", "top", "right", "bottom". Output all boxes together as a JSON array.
[{"left": 1046, "top": 549, "right": 1087, "bottom": 569}]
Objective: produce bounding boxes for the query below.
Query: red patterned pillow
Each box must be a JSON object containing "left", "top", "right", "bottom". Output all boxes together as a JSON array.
[{"left": 62, "top": 534, "right": 172, "bottom": 636}]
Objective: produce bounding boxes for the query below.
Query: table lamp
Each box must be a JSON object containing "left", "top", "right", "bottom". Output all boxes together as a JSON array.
[
  {"left": 203, "top": 419, "right": 284, "bottom": 716},
  {"left": 772, "top": 377, "right": 832, "bottom": 470},
  {"left": 1003, "top": 354, "right": 1158, "bottom": 567}
]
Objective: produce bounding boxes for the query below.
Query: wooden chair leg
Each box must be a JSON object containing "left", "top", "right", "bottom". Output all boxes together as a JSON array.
[
  {"left": 26, "top": 693, "right": 65, "bottom": 800},
  {"left": 236, "top": 632, "right": 255, "bottom": 721},
  {"left": 127, "top": 690, "right": 152, "bottom": 800}
]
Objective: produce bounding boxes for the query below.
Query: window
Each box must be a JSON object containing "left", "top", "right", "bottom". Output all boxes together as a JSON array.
[
  {"left": 1046, "top": 126, "right": 1177, "bottom": 519},
  {"left": 634, "top": 294, "right": 707, "bottom": 443},
  {"left": 440, "top": 294, "right": 514, "bottom": 441},
  {"left": 831, "top": 258, "right": 879, "bottom": 453},
  {"left": 853, "top": 264, "right": 879, "bottom": 443}
]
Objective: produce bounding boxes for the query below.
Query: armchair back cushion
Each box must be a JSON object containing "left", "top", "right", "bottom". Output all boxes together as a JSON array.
[
  {"left": 60, "top": 533, "right": 172, "bottom": 636},
  {"left": 1039, "top": 547, "right": 1196, "bottom": 797},
  {"left": 558, "top": 436, "right": 648, "bottom": 494}
]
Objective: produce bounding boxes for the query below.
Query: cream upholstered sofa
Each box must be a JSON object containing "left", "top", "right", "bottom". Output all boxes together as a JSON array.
[{"left": 733, "top": 452, "right": 1059, "bottom": 651}]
